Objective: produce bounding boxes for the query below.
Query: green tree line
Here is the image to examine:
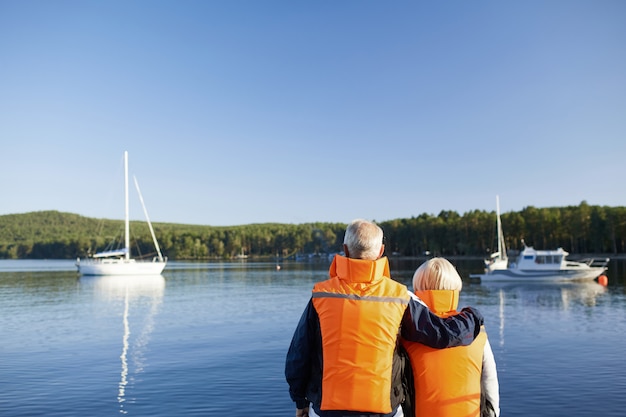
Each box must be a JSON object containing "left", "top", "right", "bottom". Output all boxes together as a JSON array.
[{"left": 0, "top": 201, "right": 625, "bottom": 260}]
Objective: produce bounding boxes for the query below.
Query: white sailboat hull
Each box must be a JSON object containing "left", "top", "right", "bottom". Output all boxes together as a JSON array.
[{"left": 78, "top": 258, "right": 166, "bottom": 276}]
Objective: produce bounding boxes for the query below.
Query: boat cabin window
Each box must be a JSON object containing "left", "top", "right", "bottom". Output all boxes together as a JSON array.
[{"left": 535, "top": 255, "right": 562, "bottom": 264}]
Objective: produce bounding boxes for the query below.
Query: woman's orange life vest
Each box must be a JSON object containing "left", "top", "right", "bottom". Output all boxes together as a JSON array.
[
  {"left": 312, "top": 255, "right": 410, "bottom": 413},
  {"left": 402, "top": 289, "right": 487, "bottom": 417}
]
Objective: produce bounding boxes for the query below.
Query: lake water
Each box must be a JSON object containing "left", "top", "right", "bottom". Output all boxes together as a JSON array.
[{"left": 1, "top": 258, "right": 625, "bottom": 417}]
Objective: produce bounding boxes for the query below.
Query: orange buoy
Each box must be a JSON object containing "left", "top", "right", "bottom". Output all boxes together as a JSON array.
[{"left": 598, "top": 275, "right": 608, "bottom": 286}]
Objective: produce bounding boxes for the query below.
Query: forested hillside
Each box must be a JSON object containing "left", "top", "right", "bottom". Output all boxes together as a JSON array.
[{"left": 1, "top": 201, "right": 625, "bottom": 260}]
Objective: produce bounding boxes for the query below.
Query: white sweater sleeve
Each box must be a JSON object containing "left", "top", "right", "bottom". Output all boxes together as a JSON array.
[{"left": 481, "top": 338, "right": 500, "bottom": 417}]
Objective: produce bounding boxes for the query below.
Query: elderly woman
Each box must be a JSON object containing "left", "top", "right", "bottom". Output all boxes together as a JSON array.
[{"left": 402, "top": 257, "right": 500, "bottom": 417}]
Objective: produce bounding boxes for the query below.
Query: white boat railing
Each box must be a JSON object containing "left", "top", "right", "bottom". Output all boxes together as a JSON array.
[{"left": 579, "top": 258, "right": 610, "bottom": 268}]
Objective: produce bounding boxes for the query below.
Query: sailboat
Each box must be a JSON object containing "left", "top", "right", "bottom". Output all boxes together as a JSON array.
[
  {"left": 485, "top": 195, "right": 508, "bottom": 272},
  {"left": 76, "top": 151, "right": 167, "bottom": 276}
]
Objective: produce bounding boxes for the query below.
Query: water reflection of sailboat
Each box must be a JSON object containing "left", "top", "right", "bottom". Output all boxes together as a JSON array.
[
  {"left": 486, "top": 281, "right": 606, "bottom": 347},
  {"left": 81, "top": 275, "right": 165, "bottom": 414},
  {"left": 498, "top": 289, "right": 505, "bottom": 347},
  {"left": 482, "top": 281, "right": 606, "bottom": 306}
]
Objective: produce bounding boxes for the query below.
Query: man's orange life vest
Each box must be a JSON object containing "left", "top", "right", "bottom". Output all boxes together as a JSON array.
[
  {"left": 402, "top": 289, "right": 487, "bottom": 417},
  {"left": 312, "top": 255, "right": 410, "bottom": 413}
]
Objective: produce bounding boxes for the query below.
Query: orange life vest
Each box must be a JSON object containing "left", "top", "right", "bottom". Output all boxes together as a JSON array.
[
  {"left": 312, "top": 255, "right": 410, "bottom": 413},
  {"left": 402, "top": 290, "right": 487, "bottom": 417}
]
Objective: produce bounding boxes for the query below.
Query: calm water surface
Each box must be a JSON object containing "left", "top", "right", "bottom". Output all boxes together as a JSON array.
[{"left": 1, "top": 258, "right": 625, "bottom": 416}]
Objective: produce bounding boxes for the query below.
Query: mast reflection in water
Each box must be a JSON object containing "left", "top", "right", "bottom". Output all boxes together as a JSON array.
[
  {"left": 81, "top": 275, "right": 165, "bottom": 415},
  {"left": 474, "top": 280, "right": 608, "bottom": 349}
]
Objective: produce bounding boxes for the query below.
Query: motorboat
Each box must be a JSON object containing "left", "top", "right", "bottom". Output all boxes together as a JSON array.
[{"left": 471, "top": 240, "right": 609, "bottom": 282}]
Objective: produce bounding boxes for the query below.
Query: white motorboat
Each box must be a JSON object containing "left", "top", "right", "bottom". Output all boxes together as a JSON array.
[
  {"left": 471, "top": 240, "right": 609, "bottom": 282},
  {"left": 76, "top": 151, "right": 167, "bottom": 276}
]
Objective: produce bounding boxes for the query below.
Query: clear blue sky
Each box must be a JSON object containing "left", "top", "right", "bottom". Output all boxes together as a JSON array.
[{"left": 1, "top": 1, "right": 625, "bottom": 226}]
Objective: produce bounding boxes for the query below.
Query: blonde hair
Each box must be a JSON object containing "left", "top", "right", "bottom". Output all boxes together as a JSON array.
[
  {"left": 343, "top": 219, "right": 384, "bottom": 260},
  {"left": 412, "top": 257, "right": 463, "bottom": 292}
]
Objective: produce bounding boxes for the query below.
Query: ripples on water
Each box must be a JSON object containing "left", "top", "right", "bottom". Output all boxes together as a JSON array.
[{"left": 1, "top": 259, "right": 625, "bottom": 416}]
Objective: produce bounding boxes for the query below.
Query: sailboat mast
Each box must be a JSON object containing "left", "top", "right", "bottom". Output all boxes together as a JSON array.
[
  {"left": 124, "top": 151, "right": 130, "bottom": 261},
  {"left": 496, "top": 195, "right": 507, "bottom": 261}
]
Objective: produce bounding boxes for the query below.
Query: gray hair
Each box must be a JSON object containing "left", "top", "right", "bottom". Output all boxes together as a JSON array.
[
  {"left": 343, "top": 219, "right": 384, "bottom": 260},
  {"left": 412, "top": 257, "right": 463, "bottom": 292}
]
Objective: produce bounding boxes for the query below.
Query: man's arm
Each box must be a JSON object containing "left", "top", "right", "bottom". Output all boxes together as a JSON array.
[
  {"left": 401, "top": 293, "right": 483, "bottom": 348},
  {"left": 285, "top": 299, "right": 316, "bottom": 409}
]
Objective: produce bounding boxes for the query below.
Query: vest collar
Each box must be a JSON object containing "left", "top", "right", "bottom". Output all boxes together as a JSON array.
[
  {"left": 329, "top": 254, "right": 390, "bottom": 284},
  {"left": 413, "top": 290, "right": 459, "bottom": 316}
]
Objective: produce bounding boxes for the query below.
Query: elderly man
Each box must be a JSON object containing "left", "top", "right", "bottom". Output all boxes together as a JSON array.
[{"left": 285, "top": 219, "right": 483, "bottom": 417}]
